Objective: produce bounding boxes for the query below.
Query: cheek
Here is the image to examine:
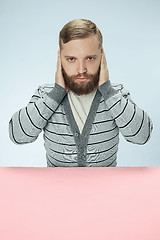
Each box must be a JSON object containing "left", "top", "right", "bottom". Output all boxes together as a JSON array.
[
  {"left": 66, "top": 65, "right": 76, "bottom": 76},
  {"left": 61, "top": 61, "right": 76, "bottom": 75},
  {"left": 87, "top": 61, "right": 100, "bottom": 74}
]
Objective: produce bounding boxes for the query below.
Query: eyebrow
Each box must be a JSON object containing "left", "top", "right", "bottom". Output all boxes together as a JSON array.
[{"left": 64, "top": 55, "right": 98, "bottom": 58}]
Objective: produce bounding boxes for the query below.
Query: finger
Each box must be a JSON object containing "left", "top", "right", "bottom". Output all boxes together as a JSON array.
[
  {"left": 57, "top": 50, "right": 62, "bottom": 72},
  {"left": 56, "top": 51, "right": 59, "bottom": 68},
  {"left": 58, "top": 51, "right": 63, "bottom": 71},
  {"left": 102, "top": 51, "right": 108, "bottom": 67},
  {"left": 100, "top": 52, "right": 105, "bottom": 69},
  {"left": 100, "top": 51, "right": 104, "bottom": 67}
]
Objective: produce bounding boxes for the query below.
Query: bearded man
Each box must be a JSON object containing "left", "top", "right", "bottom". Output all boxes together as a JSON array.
[{"left": 9, "top": 19, "right": 153, "bottom": 167}]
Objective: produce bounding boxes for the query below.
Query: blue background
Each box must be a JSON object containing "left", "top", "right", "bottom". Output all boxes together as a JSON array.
[{"left": 1, "top": 0, "right": 159, "bottom": 166}]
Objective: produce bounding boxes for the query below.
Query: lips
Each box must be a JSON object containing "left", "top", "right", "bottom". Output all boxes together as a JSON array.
[{"left": 75, "top": 78, "right": 89, "bottom": 81}]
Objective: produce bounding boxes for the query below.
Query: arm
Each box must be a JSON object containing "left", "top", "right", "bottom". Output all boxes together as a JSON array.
[
  {"left": 9, "top": 51, "right": 67, "bottom": 145},
  {"left": 9, "top": 84, "right": 67, "bottom": 144},
  {"left": 98, "top": 80, "right": 153, "bottom": 144},
  {"left": 98, "top": 50, "right": 153, "bottom": 145}
]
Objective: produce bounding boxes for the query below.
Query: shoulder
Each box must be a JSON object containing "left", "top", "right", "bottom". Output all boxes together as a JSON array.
[
  {"left": 111, "top": 82, "right": 131, "bottom": 97},
  {"left": 37, "top": 83, "right": 55, "bottom": 95},
  {"left": 111, "top": 82, "right": 123, "bottom": 91}
]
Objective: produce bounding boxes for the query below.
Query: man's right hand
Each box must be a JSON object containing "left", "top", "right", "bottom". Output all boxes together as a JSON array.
[{"left": 55, "top": 50, "right": 68, "bottom": 91}]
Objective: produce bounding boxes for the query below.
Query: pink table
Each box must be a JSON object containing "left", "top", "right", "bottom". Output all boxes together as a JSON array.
[{"left": 0, "top": 167, "right": 160, "bottom": 240}]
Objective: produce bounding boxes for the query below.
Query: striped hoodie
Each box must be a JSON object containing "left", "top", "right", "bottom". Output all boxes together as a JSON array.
[{"left": 9, "top": 80, "right": 153, "bottom": 167}]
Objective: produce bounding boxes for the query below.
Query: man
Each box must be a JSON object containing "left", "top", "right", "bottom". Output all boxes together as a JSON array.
[{"left": 9, "top": 19, "right": 153, "bottom": 167}]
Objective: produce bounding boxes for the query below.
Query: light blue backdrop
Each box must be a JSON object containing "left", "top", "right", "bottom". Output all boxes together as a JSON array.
[{"left": 1, "top": 0, "right": 159, "bottom": 166}]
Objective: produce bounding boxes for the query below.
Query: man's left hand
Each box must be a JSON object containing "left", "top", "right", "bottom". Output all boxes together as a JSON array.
[{"left": 98, "top": 50, "right": 109, "bottom": 87}]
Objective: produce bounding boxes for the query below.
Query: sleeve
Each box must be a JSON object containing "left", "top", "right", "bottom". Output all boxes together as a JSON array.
[
  {"left": 98, "top": 80, "right": 153, "bottom": 145},
  {"left": 8, "top": 83, "right": 67, "bottom": 145}
]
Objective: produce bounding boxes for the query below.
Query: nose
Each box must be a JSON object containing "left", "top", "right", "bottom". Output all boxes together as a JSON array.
[{"left": 77, "top": 60, "right": 87, "bottom": 74}]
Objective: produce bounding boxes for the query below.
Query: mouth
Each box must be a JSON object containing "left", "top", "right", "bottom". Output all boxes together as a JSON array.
[{"left": 75, "top": 78, "right": 89, "bottom": 82}]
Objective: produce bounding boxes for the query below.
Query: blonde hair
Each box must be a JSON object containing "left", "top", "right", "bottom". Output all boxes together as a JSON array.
[{"left": 59, "top": 19, "right": 103, "bottom": 51}]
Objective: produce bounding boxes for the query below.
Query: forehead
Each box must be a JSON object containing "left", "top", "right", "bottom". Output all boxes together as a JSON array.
[{"left": 61, "top": 35, "right": 100, "bottom": 56}]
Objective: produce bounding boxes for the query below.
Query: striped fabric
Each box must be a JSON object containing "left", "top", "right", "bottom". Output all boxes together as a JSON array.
[{"left": 9, "top": 81, "right": 153, "bottom": 167}]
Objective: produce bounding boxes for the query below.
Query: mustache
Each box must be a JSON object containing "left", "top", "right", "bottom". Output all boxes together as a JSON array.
[
  {"left": 73, "top": 73, "right": 91, "bottom": 79},
  {"left": 61, "top": 65, "right": 100, "bottom": 79}
]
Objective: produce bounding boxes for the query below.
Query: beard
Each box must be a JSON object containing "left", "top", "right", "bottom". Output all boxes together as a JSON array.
[{"left": 61, "top": 65, "right": 100, "bottom": 95}]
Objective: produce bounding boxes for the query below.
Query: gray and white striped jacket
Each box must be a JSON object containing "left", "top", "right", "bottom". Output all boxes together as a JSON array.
[{"left": 9, "top": 80, "right": 153, "bottom": 167}]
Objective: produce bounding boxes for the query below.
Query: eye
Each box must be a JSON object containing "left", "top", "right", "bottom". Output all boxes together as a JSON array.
[
  {"left": 87, "top": 57, "right": 94, "bottom": 61},
  {"left": 68, "top": 57, "right": 75, "bottom": 62}
]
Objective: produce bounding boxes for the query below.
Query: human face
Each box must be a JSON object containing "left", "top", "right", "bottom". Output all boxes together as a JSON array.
[{"left": 60, "top": 35, "right": 102, "bottom": 95}]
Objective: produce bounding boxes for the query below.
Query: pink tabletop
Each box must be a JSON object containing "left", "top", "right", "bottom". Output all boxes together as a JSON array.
[{"left": 0, "top": 167, "right": 160, "bottom": 240}]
